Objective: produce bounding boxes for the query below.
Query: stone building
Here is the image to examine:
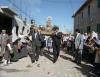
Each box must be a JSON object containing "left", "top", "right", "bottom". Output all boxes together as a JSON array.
[
  {"left": 38, "top": 16, "right": 53, "bottom": 36},
  {"left": 72, "top": 0, "right": 100, "bottom": 33},
  {"left": 0, "top": 6, "right": 30, "bottom": 42},
  {"left": 45, "top": 16, "right": 52, "bottom": 32}
]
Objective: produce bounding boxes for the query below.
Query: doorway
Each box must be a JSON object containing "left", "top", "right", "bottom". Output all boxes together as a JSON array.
[{"left": 0, "top": 13, "right": 12, "bottom": 35}]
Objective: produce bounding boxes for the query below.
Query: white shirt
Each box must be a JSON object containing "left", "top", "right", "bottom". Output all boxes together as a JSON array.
[
  {"left": 2, "top": 34, "right": 6, "bottom": 36},
  {"left": 63, "top": 36, "right": 69, "bottom": 42},
  {"left": 12, "top": 26, "right": 18, "bottom": 42},
  {"left": 76, "top": 33, "right": 80, "bottom": 39},
  {"left": 18, "top": 34, "right": 26, "bottom": 42},
  {"left": 75, "top": 33, "right": 80, "bottom": 49},
  {"left": 35, "top": 33, "right": 37, "bottom": 38}
]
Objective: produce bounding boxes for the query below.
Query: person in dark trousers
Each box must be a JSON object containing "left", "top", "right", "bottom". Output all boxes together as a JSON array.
[
  {"left": 24, "top": 35, "right": 34, "bottom": 63},
  {"left": 38, "top": 29, "right": 45, "bottom": 56},
  {"left": 52, "top": 26, "right": 62, "bottom": 63},
  {"left": 31, "top": 27, "right": 42, "bottom": 63}
]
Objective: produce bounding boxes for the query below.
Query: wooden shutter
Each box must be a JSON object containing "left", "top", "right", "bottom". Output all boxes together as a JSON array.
[{"left": 97, "top": 23, "right": 100, "bottom": 33}]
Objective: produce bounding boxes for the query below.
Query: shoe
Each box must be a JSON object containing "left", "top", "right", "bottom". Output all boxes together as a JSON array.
[
  {"left": 53, "top": 60, "right": 56, "bottom": 63},
  {"left": 35, "top": 59, "right": 38, "bottom": 61},
  {"left": 35, "top": 57, "right": 39, "bottom": 61},
  {"left": 77, "top": 62, "right": 81, "bottom": 65},
  {"left": 3, "top": 60, "right": 8, "bottom": 65},
  {"left": 73, "top": 60, "right": 77, "bottom": 63},
  {"left": 53, "top": 58, "right": 57, "bottom": 63},
  {"left": 31, "top": 60, "right": 35, "bottom": 63},
  {"left": 8, "top": 60, "right": 12, "bottom": 64}
]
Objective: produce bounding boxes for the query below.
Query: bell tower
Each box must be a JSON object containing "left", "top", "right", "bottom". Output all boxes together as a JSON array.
[{"left": 46, "top": 16, "right": 52, "bottom": 27}]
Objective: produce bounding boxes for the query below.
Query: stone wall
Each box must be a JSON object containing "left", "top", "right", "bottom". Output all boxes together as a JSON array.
[{"left": 74, "top": 0, "right": 100, "bottom": 33}]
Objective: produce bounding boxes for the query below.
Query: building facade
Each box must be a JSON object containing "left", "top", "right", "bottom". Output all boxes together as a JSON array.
[
  {"left": 0, "top": 6, "right": 31, "bottom": 42},
  {"left": 73, "top": 0, "right": 100, "bottom": 33},
  {"left": 0, "top": 6, "right": 17, "bottom": 34}
]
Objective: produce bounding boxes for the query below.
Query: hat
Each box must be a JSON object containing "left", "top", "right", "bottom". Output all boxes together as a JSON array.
[
  {"left": 92, "top": 31, "right": 98, "bottom": 39},
  {"left": 2, "top": 29, "right": 6, "bottom": 31}
]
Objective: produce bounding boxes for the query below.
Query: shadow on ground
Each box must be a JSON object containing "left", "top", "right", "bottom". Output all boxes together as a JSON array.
[
  {"left": 74, "top": 63, "right": 98, "bottom": 77},
  {"left": 0, "top": 67, "right": 28, "bottom": 73},
  {"left": 60, "top": 55, "right": 73, "bottom": 62},
  {"left": 43, "top": 50, "right": 54, "bottom": 62},
  {"left": 60, "top": 54, "right": 99, "bottom": 77}
]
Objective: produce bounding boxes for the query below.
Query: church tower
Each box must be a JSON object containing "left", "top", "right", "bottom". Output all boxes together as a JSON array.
[
  {"left": 46, "top": 16, "right": 52, "bottom": 32},
  {"left": 46, "top": 16, "right": 52, "bottom": 27}
]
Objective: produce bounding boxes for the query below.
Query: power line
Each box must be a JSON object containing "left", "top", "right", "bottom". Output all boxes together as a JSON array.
[
  {"left": 7, "top": 0, "right": 33, "bottom": 19},
  {"left": 42, "top": 0, "right": 68, "bottom": 3},
  {"left": 68, "top": 0, "right": 74, "bottom": 12}
]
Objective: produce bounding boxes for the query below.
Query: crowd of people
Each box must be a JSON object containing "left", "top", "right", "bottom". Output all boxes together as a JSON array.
[
  {"left": 62, "top": 29, "right": 100, "bottom": 75},
  {"left": 0, "top": 26, "right": 62, "bottom": 65},
  {"left": 0, "top": 27, "right": 100, "bottom": 75}
]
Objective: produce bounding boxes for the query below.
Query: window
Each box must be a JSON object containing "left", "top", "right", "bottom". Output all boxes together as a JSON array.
[
  {"left": 97, "top": 0, "right": 100, "bottom": 8},
  {"left": 97, "top": 23, "right": 100, "bottom": 33},
  {"left": 80, "top": 28, "right": 83, "bottom": 33},
  {"left": 82, "top": 12, "right": 83, "bottom": 19},
  {"left": 88, "top": 5, "right": 90, "bottom": 17},
  {"left": 87, "top": 26, "right": 91, "bottom": 33}
]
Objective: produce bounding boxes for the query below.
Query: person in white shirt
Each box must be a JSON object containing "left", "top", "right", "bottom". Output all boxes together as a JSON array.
[
  {"left": 0, "top": 30, "right": 9, "bottom": 65},
  {"left": 74, "top": 29, "right": 84, "bottom": 64},
  {"left": 63, "top": 34, "right": 69, "bottom": 51},
  {"left": 18, "top": 33, "right": 26, "bottom": 43},
  {"left": 63, "top": 34, "right": 69, "bottom": 42},
  {"left": 93, "top": 37, "right": 100, "bottom": 74}
]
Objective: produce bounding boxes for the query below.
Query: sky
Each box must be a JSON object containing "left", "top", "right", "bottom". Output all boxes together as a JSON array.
[{"left": 0, "top": 0, "right": 85, "bottom": 32}]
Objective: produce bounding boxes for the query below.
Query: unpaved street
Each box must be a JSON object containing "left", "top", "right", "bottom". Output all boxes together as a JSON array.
[{"left": 0, "top": 51, "right": 93, "bottom": 77}]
